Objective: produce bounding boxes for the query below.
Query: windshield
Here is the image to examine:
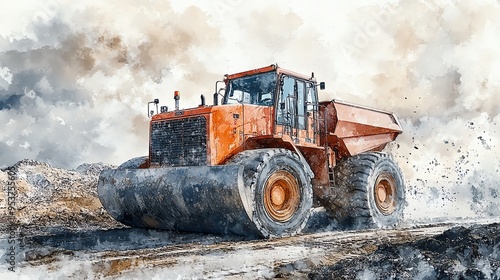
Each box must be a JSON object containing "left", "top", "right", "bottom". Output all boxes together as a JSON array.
[{"left": 224, "top": 71, "right": 277, "bottom": 106}]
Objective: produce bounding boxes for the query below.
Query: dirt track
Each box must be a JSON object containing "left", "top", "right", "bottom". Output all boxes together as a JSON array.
[{"left": 8, "top": 218, "right": 496, "bottom": 279}]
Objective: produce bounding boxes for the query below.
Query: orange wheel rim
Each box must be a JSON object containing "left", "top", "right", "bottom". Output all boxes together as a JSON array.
[
  {"left": 263, "top": 170, "right": 300, "bottom": 222},
  {"left": 374, "top": 173, "right": 397, "bottom": 215}
]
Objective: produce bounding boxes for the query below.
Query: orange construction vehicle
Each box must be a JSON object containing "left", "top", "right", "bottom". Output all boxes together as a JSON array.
[{"left": 98, "top": 64, "right": 405, "bottom": 238}]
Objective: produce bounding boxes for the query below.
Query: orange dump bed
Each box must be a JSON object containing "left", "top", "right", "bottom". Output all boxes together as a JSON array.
[{"left": 321, "top": 99, "right": 402, "bottom": 158}]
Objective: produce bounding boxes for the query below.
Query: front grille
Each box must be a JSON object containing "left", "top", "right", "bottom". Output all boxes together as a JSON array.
[{"left": 150, "top": 116, "right": 208, "bottom": 166}]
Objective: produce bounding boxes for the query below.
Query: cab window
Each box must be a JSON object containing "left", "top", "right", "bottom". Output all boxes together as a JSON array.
[
  {"left": 277, "top": 76, "right": 295, "bottom": 126},
  {"left": 277, "top": 76, "right": 309, "bottom": 130},
  {"left": 224, "top": 72, "right": 277, "bottom": 106}
]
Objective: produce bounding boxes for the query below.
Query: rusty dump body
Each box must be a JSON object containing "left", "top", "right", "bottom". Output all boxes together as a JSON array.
[{"left": 98, "top": 64, "right": 403, "bottom": 238}]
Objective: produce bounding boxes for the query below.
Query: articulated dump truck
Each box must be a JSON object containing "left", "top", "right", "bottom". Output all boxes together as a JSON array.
[{"left": 98, "top": 64, "right": 405, "bottom": 238}]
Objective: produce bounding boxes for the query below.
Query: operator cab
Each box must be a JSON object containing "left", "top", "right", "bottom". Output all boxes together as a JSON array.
[{"left": 219, "top": 64, "right": 325, "bottom": 144}]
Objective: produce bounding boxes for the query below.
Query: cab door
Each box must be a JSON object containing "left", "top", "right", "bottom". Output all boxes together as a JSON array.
[{"left": 276, "top": 75, "right": 317, "bottom": 144}]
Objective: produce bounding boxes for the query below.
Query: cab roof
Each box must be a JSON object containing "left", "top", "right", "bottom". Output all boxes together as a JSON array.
[{"left": 224, "top": 64, "right": 314, "bottom": 81}]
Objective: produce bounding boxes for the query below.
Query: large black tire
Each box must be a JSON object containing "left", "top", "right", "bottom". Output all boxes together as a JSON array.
[
  {"left": 227, "top": 149, "right": 313, "bottom": 237},
  {"left": 329, "top": 152, "right": 405, "bottom": 229}
]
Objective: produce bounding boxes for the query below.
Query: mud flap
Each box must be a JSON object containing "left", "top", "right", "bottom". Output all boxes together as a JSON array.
[{"left": 97, "top": 165, "right": 266, "bottom": 237}]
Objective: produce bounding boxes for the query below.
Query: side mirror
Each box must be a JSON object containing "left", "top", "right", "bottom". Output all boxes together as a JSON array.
[
  {"left": 319, "top": 82, "right": 326, "bottom": 90},
  {"left": 280, "top": 102, "right": 286, "bottom": 110},
  {"left": 214, "top": 80, "right": 225, "bottom": 105},
  {"left": 148, "top": 99, "right": 160, "bottom": 117}
]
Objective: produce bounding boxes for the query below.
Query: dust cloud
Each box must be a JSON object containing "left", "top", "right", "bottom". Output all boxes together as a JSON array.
[{"left": 0, "top": 0, "right": 498, "bottom": 222}]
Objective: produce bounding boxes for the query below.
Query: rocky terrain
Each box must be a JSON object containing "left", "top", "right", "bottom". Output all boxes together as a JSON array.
[
  {"left": 0, "top": 160, "right": 499, "bottom": 279},
  {"left": 0, "top": 160, "right": 122, "bottom": 235}
]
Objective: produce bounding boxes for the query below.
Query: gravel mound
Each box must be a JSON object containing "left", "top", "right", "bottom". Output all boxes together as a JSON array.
[
  {"left": 310, "top": 223, "right": 500, "bottom": 279},
  {"left": 0, "top": 159, "right": 122, "bottom": 235}
]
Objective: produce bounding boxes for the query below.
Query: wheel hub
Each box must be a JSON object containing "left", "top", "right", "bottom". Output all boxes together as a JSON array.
[
  {"left": 263, "top": 170, "right": 300, "bottom": 222},
  {"left": 270, "top": 185, "right": 286, "bottom": 206},
  {"left": 374, "top": 173, "right": 397, "bottom": 215},
  {"left": 377, "top": 185, "right": 387, "bottom": 202}
]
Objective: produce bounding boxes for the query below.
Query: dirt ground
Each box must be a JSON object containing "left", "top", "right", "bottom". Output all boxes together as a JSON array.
[
  {"left": 309, "top": 223, "right": 500, "bottom": 279},
  {"left": 1, "top": 160, "right": 499, "bottom": 279}
]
